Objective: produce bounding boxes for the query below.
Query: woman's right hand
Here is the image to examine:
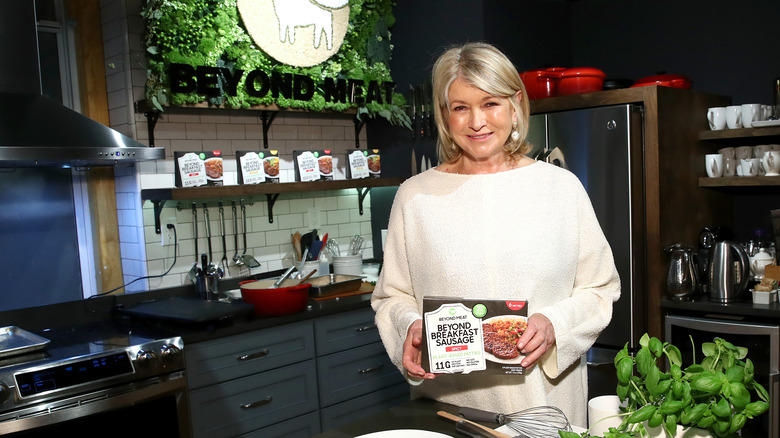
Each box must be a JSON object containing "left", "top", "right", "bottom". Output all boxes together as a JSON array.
[{"left": 403, "top": 319, "right": 436, "bottom": 380}]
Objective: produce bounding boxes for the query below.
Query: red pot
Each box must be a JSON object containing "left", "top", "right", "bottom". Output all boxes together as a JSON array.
[
  {"left": 632, "top": 74, "right": 692, "bottom": 89},
  {"left": 557, "top": 67, "right": 606, "bottom": 96},
  {"left": 239, "top": 279, "right": 310, "bottom": 317},
  {"left": 520, "top": 68, "right": 565, "bottom": 100}
]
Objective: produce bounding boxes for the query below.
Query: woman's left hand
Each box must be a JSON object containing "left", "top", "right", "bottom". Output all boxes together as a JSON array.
[{"left": 516, "top": 313, "right": 555, "bottom": 369}]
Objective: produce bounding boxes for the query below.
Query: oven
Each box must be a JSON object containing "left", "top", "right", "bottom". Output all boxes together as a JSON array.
[
  {"left": 665, "top": 314, "right": 779, "bottom": 438},
  {"left": 0, "top": 323, "right": 189, "bottom": 437}
]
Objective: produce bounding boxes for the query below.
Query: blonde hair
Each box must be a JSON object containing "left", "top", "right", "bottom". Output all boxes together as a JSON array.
[{"left": 432, "top": 42, "right": 531, "bottom": 164}]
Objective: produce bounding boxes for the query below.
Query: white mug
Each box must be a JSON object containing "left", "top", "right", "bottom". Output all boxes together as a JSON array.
[
  {"left": 588, "top": 396, "right": 625, "bottom": 436},
  {"left": 707, "top": 107, "right": 727, "bottom": 130},
  {"left": 705, "top": 154, "right": 724, "bottom": 177},
  {"left": 764, "top": 151, "right": 780, "bottom": 176},
  {"left": 741, "top": 103, "right": 762, "bottom": 128},
  {"left": 722, "top": 155, "right": 736, "bottom": 176},
  {"left": 735, "top": 145, "right": 753, "bottom": 161},
  {"left": 740, "top": 158, "right": 759, "bottom": 177},
  {"left": 726, "top": 105, "right": 742, "bottom": 129}
]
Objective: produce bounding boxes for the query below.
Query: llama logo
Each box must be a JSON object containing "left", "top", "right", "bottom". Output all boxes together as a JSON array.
[{"left": 238, "top": 0, "right": 350, "bottom": 67}]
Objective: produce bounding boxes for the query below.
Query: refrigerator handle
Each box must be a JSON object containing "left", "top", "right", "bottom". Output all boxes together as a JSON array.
[{"left": 770, "top": 372, "right": 779, "bottom": 438}]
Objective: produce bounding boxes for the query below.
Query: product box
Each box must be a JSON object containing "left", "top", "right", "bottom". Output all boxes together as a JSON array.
[
  {"left": 174, "top": 151, "right": 223, "bottom": 187},
  {"left": 421, "top": 297, "right": 529, "bottom": 375},
  {"left": 293, "top": 149, "right": 333, "bottom": 182},
  {"left": 345, "top": 149, "right": 369, "bottom": 179},
  {"left": 236, "top": 150, "right": 280, "bottom": 184},
  {"left": 366, "top": 149, "right": 381, "bottom": 178}
]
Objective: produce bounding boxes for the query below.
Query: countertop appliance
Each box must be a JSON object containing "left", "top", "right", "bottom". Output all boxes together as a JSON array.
[
  {"left": 529, "top": 104, "right": 645, "bottom": 396},
  {"left": 0, "top": 322, "right": 189, "bottom": 436},
  {"left": 666, "top": 314, "right": 778, "bottom": 438}
]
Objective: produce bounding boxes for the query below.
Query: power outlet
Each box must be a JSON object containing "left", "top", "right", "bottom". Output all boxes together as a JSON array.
[
  {"left": 307, "top": 207, "right": 321, "bottom": 228},
  {"left": 161, "top": 217, "right": 177, "bottom": 246}
]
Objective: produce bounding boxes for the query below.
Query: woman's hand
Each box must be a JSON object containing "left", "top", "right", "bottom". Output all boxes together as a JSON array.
[
  {"left": 516, "top": 313, "right": 555, "bottom": 369},
  {"left": 402, "top": 319, "right": 436, "bottom": 380}
]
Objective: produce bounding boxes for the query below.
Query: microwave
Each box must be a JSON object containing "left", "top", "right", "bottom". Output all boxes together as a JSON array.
[{"left": 665, "top": 315, "right": 778, "bottom": 438}]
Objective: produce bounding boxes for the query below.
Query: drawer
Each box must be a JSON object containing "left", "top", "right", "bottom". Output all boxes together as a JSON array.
[
  {"left": 186, "top": 321, "right": 314, "bottom": 389},
  {"left": 315, "top": 307, "right": 380, "bottom": 355},
  {"left": 320, "top": 382, "right": 410, "bottom": 431},
  {"left": 235, "top": 411, "right": 320, "bottom": 438},
  {"left": 317, "top": 341, "right": 405, "bottom": 407},
  {"left": 189, "top": 360, "right": 318, "bottom": 438}
]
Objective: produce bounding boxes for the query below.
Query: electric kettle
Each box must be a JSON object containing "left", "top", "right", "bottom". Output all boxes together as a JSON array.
[{"left": 707, "top": 240, "right": 750, "bottom": 303}]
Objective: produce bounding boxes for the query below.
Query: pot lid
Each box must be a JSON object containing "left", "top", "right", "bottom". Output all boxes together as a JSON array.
[{"left": 559, "top": 67, "right": 606, "bottom": 78}]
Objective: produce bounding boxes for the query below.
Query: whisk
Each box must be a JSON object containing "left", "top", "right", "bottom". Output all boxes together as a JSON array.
[{"left": 458, "top": 405, "right": 572, "bottom": 438}]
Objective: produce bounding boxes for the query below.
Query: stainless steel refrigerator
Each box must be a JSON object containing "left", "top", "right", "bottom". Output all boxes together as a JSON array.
[{"left": 528, "top": 104, "right": 646, "bottom": 395}]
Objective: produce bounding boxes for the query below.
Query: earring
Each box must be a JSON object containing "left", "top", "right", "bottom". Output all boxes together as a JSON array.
[{"left": 510, "top": 122, "right": 520, "bottom": 141}]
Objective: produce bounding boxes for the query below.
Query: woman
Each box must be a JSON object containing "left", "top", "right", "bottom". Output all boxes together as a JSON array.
[{"left": 370, "top": 42, "right": 621, "bottom": 427}]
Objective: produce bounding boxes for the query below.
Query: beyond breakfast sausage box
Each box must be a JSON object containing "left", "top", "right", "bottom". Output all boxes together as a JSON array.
[
  {"left": 293, "top": 150, "right": 333, "bottom": 182},
  {"left": 421, "top": 297, "right": 529, "bottom": 375},
  {"left": 236, "top": 150, "right": 279, "bottom": 185},
  {"left": 174, "top": 151, "right": 223, "bottom": 187}
]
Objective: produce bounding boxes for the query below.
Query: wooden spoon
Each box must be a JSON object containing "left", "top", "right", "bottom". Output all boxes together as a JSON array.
[{"left": 292, "top": 232, "right": 302, "bottom": 261}]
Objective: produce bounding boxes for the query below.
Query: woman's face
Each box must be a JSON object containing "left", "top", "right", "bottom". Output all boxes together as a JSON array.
[{"left": 446, "top": 77, "right": 516, "bottom": 163}]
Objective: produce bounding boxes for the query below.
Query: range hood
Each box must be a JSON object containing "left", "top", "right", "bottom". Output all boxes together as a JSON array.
[{"left": 0, "top": 1, "right": 164, "bottom": 167}]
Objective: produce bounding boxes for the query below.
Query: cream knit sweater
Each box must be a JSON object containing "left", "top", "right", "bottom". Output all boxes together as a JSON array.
[{"left": 371, "top": 161, "right": 621, "bottom": 427}]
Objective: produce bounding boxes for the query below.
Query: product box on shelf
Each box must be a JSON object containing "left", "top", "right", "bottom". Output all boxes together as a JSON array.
[
  {"left": 236, "top": 150, "right": 279, "bottom": 184},
  {"left": 345, "top": 149, "right": 369, "bottom": 179},
  {"left": 174, "top": 151, "right": 223, "bottom": 187},
  {"left": 420, "top": 297, "right": 529, "bottom": 375},
  {"left": 293, "top": 149, "right": 333, "bottom": 182},
  {"left": 366, "top": 149, "right": 381, "bottom": 177}
]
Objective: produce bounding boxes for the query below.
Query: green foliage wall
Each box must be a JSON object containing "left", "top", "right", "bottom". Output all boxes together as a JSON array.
[{"left": 142, "top": 0, "right": 409, "bottom": 127}]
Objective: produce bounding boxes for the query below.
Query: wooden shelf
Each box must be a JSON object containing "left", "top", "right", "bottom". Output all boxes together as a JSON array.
[
  {"left": 699, "top": 176, "right": 780, "bottom": 187},
  {"left": 142, "top": 177, "right": 404, "bottom": 232},
  {"left": 699, "top": 126, "right": 780, "bottom": 141}
]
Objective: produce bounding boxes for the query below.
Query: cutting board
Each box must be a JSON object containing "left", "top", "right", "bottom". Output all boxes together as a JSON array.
[{"left": 122, "top": 297, "right": 255, "bottom": 323}]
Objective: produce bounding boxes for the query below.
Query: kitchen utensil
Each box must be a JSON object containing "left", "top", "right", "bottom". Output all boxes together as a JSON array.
[
  {"left": 218, "top": 202, "right": 228, "bottom": 271},
  {"left": 297, "top": 268, "right": 317, "bottom": 285},
  {"left": 239, "top": 200, "right": 261, "bottom": 268},
  {"left": 307, "top": 274, "right": 364, "bottom": 298},
  {"left": 411, "top": 149, "right": 417, "bottom": 175},
  {"left": 232, "top": 201, "right": 243, "bottom": 266},
  {"left": 632, "top": 74, "right": 692, "bottom": 89},
  {"left": 519, "top": 68, "right": 564, "bottom": 100},
  {"left": 309, "top": 240, "right": 323, "bottom": 260},
  {"left": 292, "top": 231, "right": 302, "bottom": 261},
  {"left": 298, "top": 248, "right": 310, "bottom": 274},
  {"left": 664, "top": 243, "right": 699, "bottom": 301},
  {"left": 0, "top": 326, "right": 50, "bottom": 358},
  {"left": 188, "top": 203, "right": 199, "bottom": 281},
  {"left": 239, "top": 279, "right": 310, "bottom": 316},
  {"left": 418, "top": 83, "right": 426, "bottom": 138},
  {"left": 556, "top": 67, "right": 606, "bottom": 96},
  {"left": 326, "top": 238, "right": 341, "bottom": 257},
  {"left": 458, "top": 406, "right": 572, "bottom": 438},
  {"left": 301, "top": 231, "right": 314, "bottom": 259},
  {"left": 708, "top": 240, "right": 750, "bottom": 303},
  {"left": 202, "top": 202, "right": 212, "bottom": 263},
  {"left": 273, "top": 264, "right": 297, "bottom": 288},
  {"left": 437, "top": 411, "right": 512, "bottom": 438},
  {"left": 350, "top": 235, "right": 365, "bottom": 255},
  {"left": 409, "top": 84, "right": 417, "bottom": 140}
]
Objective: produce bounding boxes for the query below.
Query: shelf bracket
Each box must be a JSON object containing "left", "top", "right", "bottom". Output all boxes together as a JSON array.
[
  {"left": 261, "top": 111, "right": 277, "bottom": 149},
  {"left": 265, "top": 193, "right": 280, "bottom": 223},
  {"left": 151, "top": 199, "right": 167, "bottom": 234},
  {"left": 354, "top": 116, "right": 365, "bottom": 149},
  {"left": 144, "top": 109, "right": 161, "bottom": 148},
  {"left": 356, "top": 187, "right": 370, "bottom": 215}
]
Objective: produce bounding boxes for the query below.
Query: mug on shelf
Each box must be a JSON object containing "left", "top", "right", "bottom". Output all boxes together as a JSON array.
[
  {"left": 705, "top": 154, "right": 724, "bottom": 178},
  {"left": 707, "top": 107, "right": 727, "bottom": 130},
  {"left": 726, "top": 105, "right": 742, "bottom": 129},
  {"left": 741, "top": 103, "right": 762, "bottom": 128}
]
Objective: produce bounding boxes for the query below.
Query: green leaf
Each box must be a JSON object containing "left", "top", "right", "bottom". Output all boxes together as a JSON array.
[
  {"left": 650, "top": 379, "right": 672, "bottom": 397},
  {"left": 617, "top": 357, "right": 633, "bottom": 385},
  {"left": 649, "top": 337, "right": 663, "bottom": 356},
  {"left": 744, "top": 401, "right": 769, "bottom": 417},
  {"left": 648, "top": 410, "right": 663, "bottom": 428},
  {"left": 711, "top": 397, "right": 731, "bottom": 418},
  {"left": 665, "top": 344, "right": 682, "bottom": 367},
  {"left": 663, "top": 415, "right": 677, "bottom": 437},
  {"left": 626, "top": 405, "right": 656, "bottom": 423},
  {"left": 557, "top": 431, "right": 580, "bottom": 438},
  {"left": 725, "top": 366, "right": 743, "bottom": 383},
  {"left": 614, "top": 343, "right": 629, "bottom": 368},
  {"left": 691, "top": 371, "right": 721, "bottom": 395},
  {"left": 728, "top": 413, "right": 747, "bottom": 434},
  {"left": 616, "top": 381, "right": 629, "bottom": 400},
  {"left": 636, "top": 347, "right": 653, "bottom": 377},
  {"left": 639, "top": 333, "right": 650, "bottom": 347},
  {"left": 659, "top": 400, "right": 683, "bottom": 415},
  {"left": 728, "top": 383, "right": 750, "bottom": 410},
  {"left": 701, "top": 342, "right": 716, "bottom": 357},
  {"left": 646, "top": 364, "right": 660, "bottom": 391},
  {"left": 735, "top": 346, "right": 748, "bottom": 360},
  {"left": 697, "top": 413, "right": 715, "bottom": 429}
]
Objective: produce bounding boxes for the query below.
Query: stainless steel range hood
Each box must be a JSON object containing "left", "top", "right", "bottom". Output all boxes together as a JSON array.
[{"left": 0, "top": 1, "right": 164, "bottom": 167}]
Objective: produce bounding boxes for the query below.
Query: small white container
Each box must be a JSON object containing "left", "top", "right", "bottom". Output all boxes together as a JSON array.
[
  {"left": 751, "top": 289, "right": 778, "bottom": 304},
  {"left": 333, "top": 255, "right": 363, "bottom": 276},
  {"left": 298, "top": 261, "right": 319, "bottom": 279}
]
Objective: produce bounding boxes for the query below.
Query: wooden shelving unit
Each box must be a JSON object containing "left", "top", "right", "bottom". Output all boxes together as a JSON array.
[{"left": 142, "top": 177, "right": 404, "bottom": 233}]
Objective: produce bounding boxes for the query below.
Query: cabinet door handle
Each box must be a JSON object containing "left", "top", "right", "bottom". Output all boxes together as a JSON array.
[
  {"left": 355, "top": 324, "right": 377, "bottom": 332},
  {"left": 237, "top": 348, "right": 269, "bottom": 361},
  {"left": 240, "top": 396, "right": 272, "bottom": 409},
  {"left": 358, "top": 364, "right": 383, "bottom": 374}
]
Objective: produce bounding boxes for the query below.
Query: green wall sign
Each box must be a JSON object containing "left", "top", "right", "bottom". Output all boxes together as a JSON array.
[{"left": 142, "top": 0, "right": 410, "bottom": 128}]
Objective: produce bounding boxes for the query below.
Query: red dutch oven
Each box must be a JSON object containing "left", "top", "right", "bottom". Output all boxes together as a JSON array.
[
  {"left": 557, "top": 67, "right": 606, "bottom": 96},
  {"left": 632, "top": 74, "right": 692, "bottom": 89},
  {"left": 239, "top": 279, "right": 310, "bottom": 316},
  {"left": 520, "top": 68, "right": 565, "bottom": 100}
]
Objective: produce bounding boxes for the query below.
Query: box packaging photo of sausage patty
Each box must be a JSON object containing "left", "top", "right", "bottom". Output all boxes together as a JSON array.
[
  {"left": 421, "top": 297, "right": 529, "bottom": 375},
  {"left": 293, "top": 150, "right": 333, "bottom": 182},
  {"left": 236, "top": 150, "right": 277, "bottom": 185},
  {"left": 174, "top": 151, "right": 223, "bottom": 187}
]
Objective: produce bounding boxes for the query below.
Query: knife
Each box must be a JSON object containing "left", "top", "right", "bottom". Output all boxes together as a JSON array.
[
  {"left": 411, "top": 149, "right": 417, "bottom": 176},
  {"left": 409, "top": 84, "right": 417, "bottom": 140}
]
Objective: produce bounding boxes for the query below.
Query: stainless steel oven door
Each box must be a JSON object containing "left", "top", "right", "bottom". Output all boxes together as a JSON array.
[
  {"left": 665, "top": 315, "right": 779, "bottom": 438},
  {"left": 0, "top": 372, "right": 190, "bottom": 437}
]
